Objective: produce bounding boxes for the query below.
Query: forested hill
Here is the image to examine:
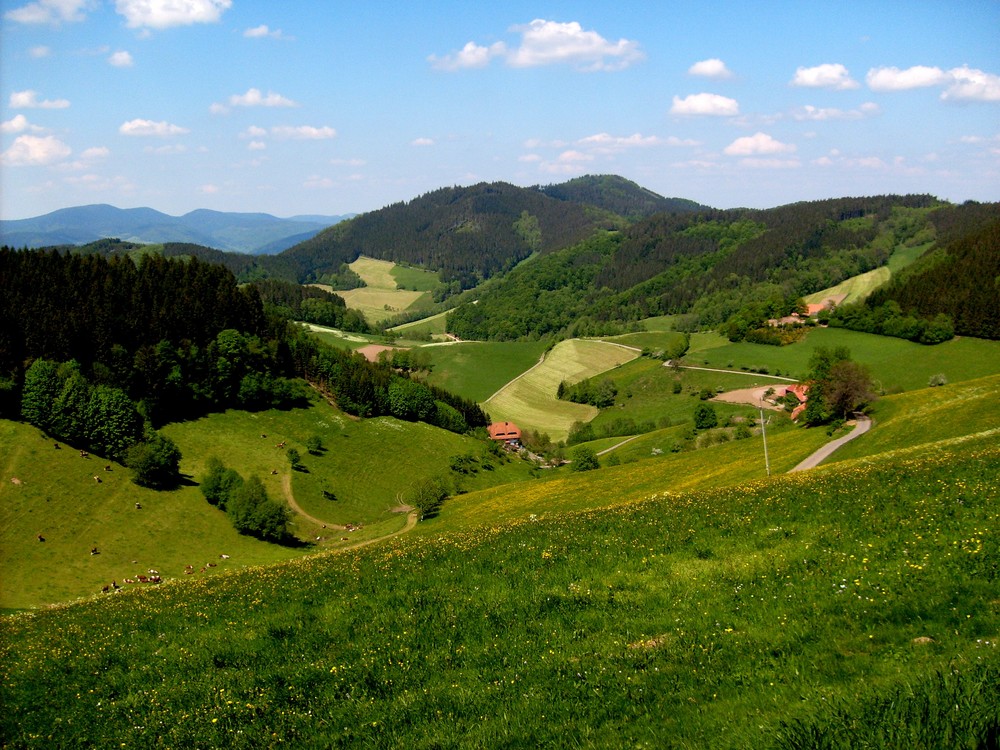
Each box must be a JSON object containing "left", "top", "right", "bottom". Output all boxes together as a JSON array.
[
  {"left": 447, "top": 194, "right": 1000, "bottom": 341},
  {"left": 537, "top": 174, "right": 708, "bottom": 220},
  {"left": 279, "top": 178, "right": 705, "bottom": 289}
]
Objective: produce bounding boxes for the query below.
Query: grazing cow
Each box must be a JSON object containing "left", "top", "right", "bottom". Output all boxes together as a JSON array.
[
  {"left": 135, "top": 503, "right": 141, "bottom": 509},
  {"left": 80, "top": 450, "right": 89, "bottom": 458},
  {"left": 54, "top": 443, "right": 60, "bottom": 449},
  {"left": 101, "top": 585, "right": 110, "bottom": 593},
  {"left": 10, "top": 477, "right": 22, "bottom": 486},
  {"left": 220, "top": 554, "right": 230, "bottom": 559},
  {"left": 270, "top": 469, "right": 278, "bottom": 475},
  {"left": 148, "top": 569, "right": 159, "bottom": 575},
  {"left": 124, "top": 578, "right": 135, "bottom": 584},
  {"left": 112, "top": 580, "right": 120, "bottom": 590},
  {"left": 93, "top": 476, "right": 102, "bottom": 483},
  {"left": 137, "top": 575, "right": 149, "bottom": 583},
  {"left": 207, "top": 562, "right": 217, "bottom": 568},
  {"left": 104, "top": 465, "right": 112, "bottom": 472},
  {"left": 36, "top": 534, "right": 45, "bottom": 542},
  {"left": 91, "top": 547, "right": 99, "bottom": 555},
  {"left": 150, "top": 576, "right": 162, "bottom": 583}
]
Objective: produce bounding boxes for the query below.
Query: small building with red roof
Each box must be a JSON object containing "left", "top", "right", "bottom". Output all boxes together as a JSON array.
[{"left": 488, "top": 421, "right": 522, "bottom": 447}]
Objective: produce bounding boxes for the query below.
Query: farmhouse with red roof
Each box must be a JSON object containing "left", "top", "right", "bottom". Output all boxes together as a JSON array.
[{"left": 488, "top": 421, "right": 522, "bottom": 448}]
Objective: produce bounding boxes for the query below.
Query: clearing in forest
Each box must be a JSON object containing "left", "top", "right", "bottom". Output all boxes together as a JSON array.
[
  {"left": 482, "top": 339, "right": 640, "bottom": 442},
  {"left": 336, "top": 256, "right": 428, "bottom": 324}
]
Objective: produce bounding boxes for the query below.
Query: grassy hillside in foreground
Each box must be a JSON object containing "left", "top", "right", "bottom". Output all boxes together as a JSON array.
[
  {"left": 0, "top": 393, "right": 536, "bottom": 610},
  {"left": 3, "top": 439, "right": 997, "bottom": 748}
]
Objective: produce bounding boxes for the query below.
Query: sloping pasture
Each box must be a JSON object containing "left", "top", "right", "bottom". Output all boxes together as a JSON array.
[{"left": 482, "top": 339, "right": 641, "bottom": 441}]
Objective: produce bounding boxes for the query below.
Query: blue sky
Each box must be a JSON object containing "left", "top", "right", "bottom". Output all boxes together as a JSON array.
[{"left": 2, "top": 1, "right": 998, "bottom": 220}]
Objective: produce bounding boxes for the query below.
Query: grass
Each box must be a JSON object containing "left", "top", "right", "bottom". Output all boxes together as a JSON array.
[
  {"left": 596, "top": 329, "right": 686, "bottom": 352},
  {"left": 389, "top": 309, "right": 449, "bottom": 337},
  {"left": 3, "top": 438, "right": 997, "bottom": 748},
  {"left": 482, "top": 339, "right": 641, "bottom": 441},
  {"left": 334, "top": 256, "right": 435, "bottom": 324},
  {"left": 390, "top": 263, "right": 440, "bottom": 292},
  {"left": 686, "top": 328, "right": 1000, "bottom": 392},
  {"left": 421, "top": 339, "right": 550, "bottom": 403},
  {"left": 804, "top": 241, "right": 933, "bottom": 306},
  {"left": 0, "top": 393, "right": 536, "bottom": 610}
]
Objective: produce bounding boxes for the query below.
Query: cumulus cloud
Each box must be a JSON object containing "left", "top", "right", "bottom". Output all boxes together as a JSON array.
[
  {"left": 430, "top": 19, "right": 643, "bottom": 72},
  {"left": 723, "top": 132, "right": 796, "bottom": 156},
  {"left": 211, "top": 88, "right": 298, "bottom": 113},
  {"left": 790, "top": 63, "right": 859, "bottom": 90},
  {"left": 865, "top": 64, "right": 1000, "bottom": 101},
  {"left": 4, "top": 0, "right": 90, "bottom": 24},
  {"left": 942, "top": 65, "right": 1000, "bottom": 102},
  {"left": 114, "top": 0, "right": 230, "bottom": 29},
  {"left": 270, "top": 125, "right": 336, "bottom": 140},
  {"left": 670, "top": 92, "right": 739, "bottom": 116},
  {"left": 243, "top": 24, "right": 289, "bottom": 39},
  {"left": 1, "top": 134, "right": 71, "bottom": 165},
  {"left": 108, "top": 50, "right": 134, "bottom": 67},
  {"left": 119, "top": 118, "right": 190, "bottom": 136},
  {"left": 792, "top": 102, "right": 880, "bottom": 121},
  {"left": 411, "top": 137, "right": 435, "bottom": 146},
  {"left": 247, "top": 141, "right": 266, "bottom": 151},
  {"left": 10, "top": 89, "right": 70, "bottom": 109},
  {"left": 1, "top": 114, "right": 44, "bottom": 133},
  {"left": 688, "top": 58, "right": 732, "bottom": 79},
  {"left": 30, "top": 45, "right": 52, "bottom": 58},
  {"left": 429, "top": 41, "right": 506, "bottom": 71},
  {"left": 866, "top": 65, "right": 949, "bottom": 91}
]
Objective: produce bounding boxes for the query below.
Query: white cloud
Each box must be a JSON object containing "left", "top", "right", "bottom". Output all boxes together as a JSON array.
[
  {"left": 80, "top": 146, "right": 109, "bottom": 159},
  {"left": 114, "top": 0, "right": 230, "bottom": 29},
  {"left": 724, "top": 132, "right": 796, "bottom": 156},
  {"left": 29, "top": 46, "right": 52, "bottom": 58},
  {"left": 270, "top": 125, "right": 336, "bottom": 140},
  {"left": 942, "top": 65, "right": 1000, "bottom": 102},
  {"left": 507, "top": 19, "right": 644, "bottom": 71},
  {"left": 247, "top": 141, "right": 266, "bottom": 151},
  {"left": 430, "top": 19, "right": 643, "bottom": 72},
  {"left": 1, "top": 114, "right": 43, "bottom": 133},
  {"left": 578, "top": 132, "right": 663, "bottom": 150},
  {"left": 119, "top": 118, "right": 189, "bottom": 136},
  {"left": 411, "top": 137, "right": 435, "bottom": 146},
  {"left": 243, "top": 125, "right": 267, "bottom": 138},
  {"left": 556, "top": 149, "right": 593, "bottom": 162},
  {"left": 244, "top": 24, "right": 289, "bottom": 39},
  {"left": 108, "top": 50, "right": 134, "bottom": 67},
  {"left": 212, "top": 88, "right": 298, "bottom": 113},
  {"left": 4, "top": 0, "right": 90, "bottom": 24},
  {"left": 1, "top": 134, "right": 71, "bottom": 165},
  {"left": 790, "top": 63, "right": 859, "bottom": 90},
  {"left": 866, "top": 65, "right": 949, "bottom": 91},
  {"left": 10, "top": 89, "right": 70, "bottom": 109},
  {"left": 688, "top": 58, "right": 732, "bottom": 79},
  {"left": 670, "top": 92, "right": 739, "bottom": 116},
  {"left": 791, "top": 102, "right": 880, "bottom": 121},
  {"left": 429, "top": 41, "right": 506, "bottom": 71}
]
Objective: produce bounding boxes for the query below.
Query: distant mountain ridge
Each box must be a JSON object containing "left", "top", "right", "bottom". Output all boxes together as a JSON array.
[{"left": 0, "top": 204, "right": 353, "bottom": 254}]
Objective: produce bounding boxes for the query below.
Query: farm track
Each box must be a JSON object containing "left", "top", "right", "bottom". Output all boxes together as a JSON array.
[
  {"left": 666, "top": 362, "right": 798, "bottom": 382},
  {"left": 789, "top": 416, "right": 872, "bottom": 471}
]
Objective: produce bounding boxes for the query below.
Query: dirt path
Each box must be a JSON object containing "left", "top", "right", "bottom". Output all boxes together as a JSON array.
[
  {"left": 281, "top": 473, "right": 346, "bottom": 530},
  {"left": 337, "top": 510, "right": 420, "bottom": 553},
  {"left": 666, "top": 362, "right": 798, "bottom": 382},
  {"left": 789, "top": 416, "right": 872, "bottom": 472},
  {"left": 596, "top": 435, "right": 642, "bottom": 456}
]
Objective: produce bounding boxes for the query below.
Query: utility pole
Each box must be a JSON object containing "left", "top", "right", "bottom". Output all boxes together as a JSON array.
[{"left": 759, "top": 406, "right": 770, "bottom": 477}]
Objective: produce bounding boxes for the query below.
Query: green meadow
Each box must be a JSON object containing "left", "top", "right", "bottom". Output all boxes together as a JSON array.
[
  {"left": 421, "top": 339, "right": 550, "bottom": 403},
  {"left": 3, "top": 435, "right": 997, "bottom": 748},
  {"left": 687, "top": 328, "right": 1000, "bottom": 391},
  {"left": 483, "top": 339, "right": 641, "bottom": 441}
]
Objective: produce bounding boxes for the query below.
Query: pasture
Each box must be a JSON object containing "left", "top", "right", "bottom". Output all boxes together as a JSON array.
[
  {"left": 686, "top": 328, "right": 1000, "bottom": 391},
  {"left": 482, "top": 339, "right": 641, "bottom": 442},
  {"left": 4, "top": 436, "right": 997, "bottom": 748},
  {"left": 389, "top": 308, "right": 449, "bottom": 337},
  {"left": 0, "top": 393, "right": 536, "bottom": 610},
  {"left": 803, "top": 240, "right": 931, "bottom": 306},
  {"left": 335, "top": 256, "right": 435, "bottom": 324},
  {"left": 421, "top": 339, "right": 550, "bottom": 403}
]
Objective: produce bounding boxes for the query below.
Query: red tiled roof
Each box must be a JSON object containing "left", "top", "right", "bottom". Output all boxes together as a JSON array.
[{"left": 488, "top": 421, "right": 521, "bottom": 441}]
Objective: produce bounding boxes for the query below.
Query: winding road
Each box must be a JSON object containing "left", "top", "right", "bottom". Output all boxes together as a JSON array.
[{"left": 789, "top": 416, "right": 872, "bottom": 472}]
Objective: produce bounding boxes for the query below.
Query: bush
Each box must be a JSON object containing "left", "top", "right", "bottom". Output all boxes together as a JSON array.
[
  {"left": 693, "top": 403, "right": 718, "bottom": 430},
  {"left": 126, "top": 431, "right": 181, "bottom": 489},
  {"left": 571, "top": 445, "right": 600, "bottom": 472}
]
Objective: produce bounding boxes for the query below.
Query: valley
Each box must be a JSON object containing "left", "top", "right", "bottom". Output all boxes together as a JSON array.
[{"left": 1, "top": 182, "right": 999, "bottom": 748}]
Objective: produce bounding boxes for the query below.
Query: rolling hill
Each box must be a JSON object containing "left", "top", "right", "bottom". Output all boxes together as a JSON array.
[{"left": 0, "top": 204, "right": 351, "bottom": 254}]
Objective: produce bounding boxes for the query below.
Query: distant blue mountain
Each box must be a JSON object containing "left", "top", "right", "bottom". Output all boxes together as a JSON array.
[{"left": 0, "top": 204, "right": 354, "bottom": 255}]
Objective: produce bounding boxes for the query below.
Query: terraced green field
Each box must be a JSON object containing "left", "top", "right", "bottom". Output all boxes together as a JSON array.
[{"left": 483, "top": 339, "right": 641, "bottom": 441}]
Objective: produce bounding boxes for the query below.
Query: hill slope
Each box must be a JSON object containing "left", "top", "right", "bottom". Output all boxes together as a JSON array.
[{"left": 0, "top": 204, "right": 349, "bottom": 254}]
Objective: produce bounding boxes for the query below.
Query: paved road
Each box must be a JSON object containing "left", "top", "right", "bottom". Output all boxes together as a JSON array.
[{"left": 789, "top": 416, "right": 871, "bottom": 472}]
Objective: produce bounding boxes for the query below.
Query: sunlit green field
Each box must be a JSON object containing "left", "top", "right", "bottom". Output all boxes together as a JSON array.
[
  {"left": 483, "top": 339, "right": 641, "bottom": 441},
  {"left": 3, "top": 437, "right": 997, "bottom": 748},
  {"left": 687, "top": 328, "right": 1000, "bottom": 391},
  {"left": 421, "top": 339, "right": 549, "bottom": 403}
]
